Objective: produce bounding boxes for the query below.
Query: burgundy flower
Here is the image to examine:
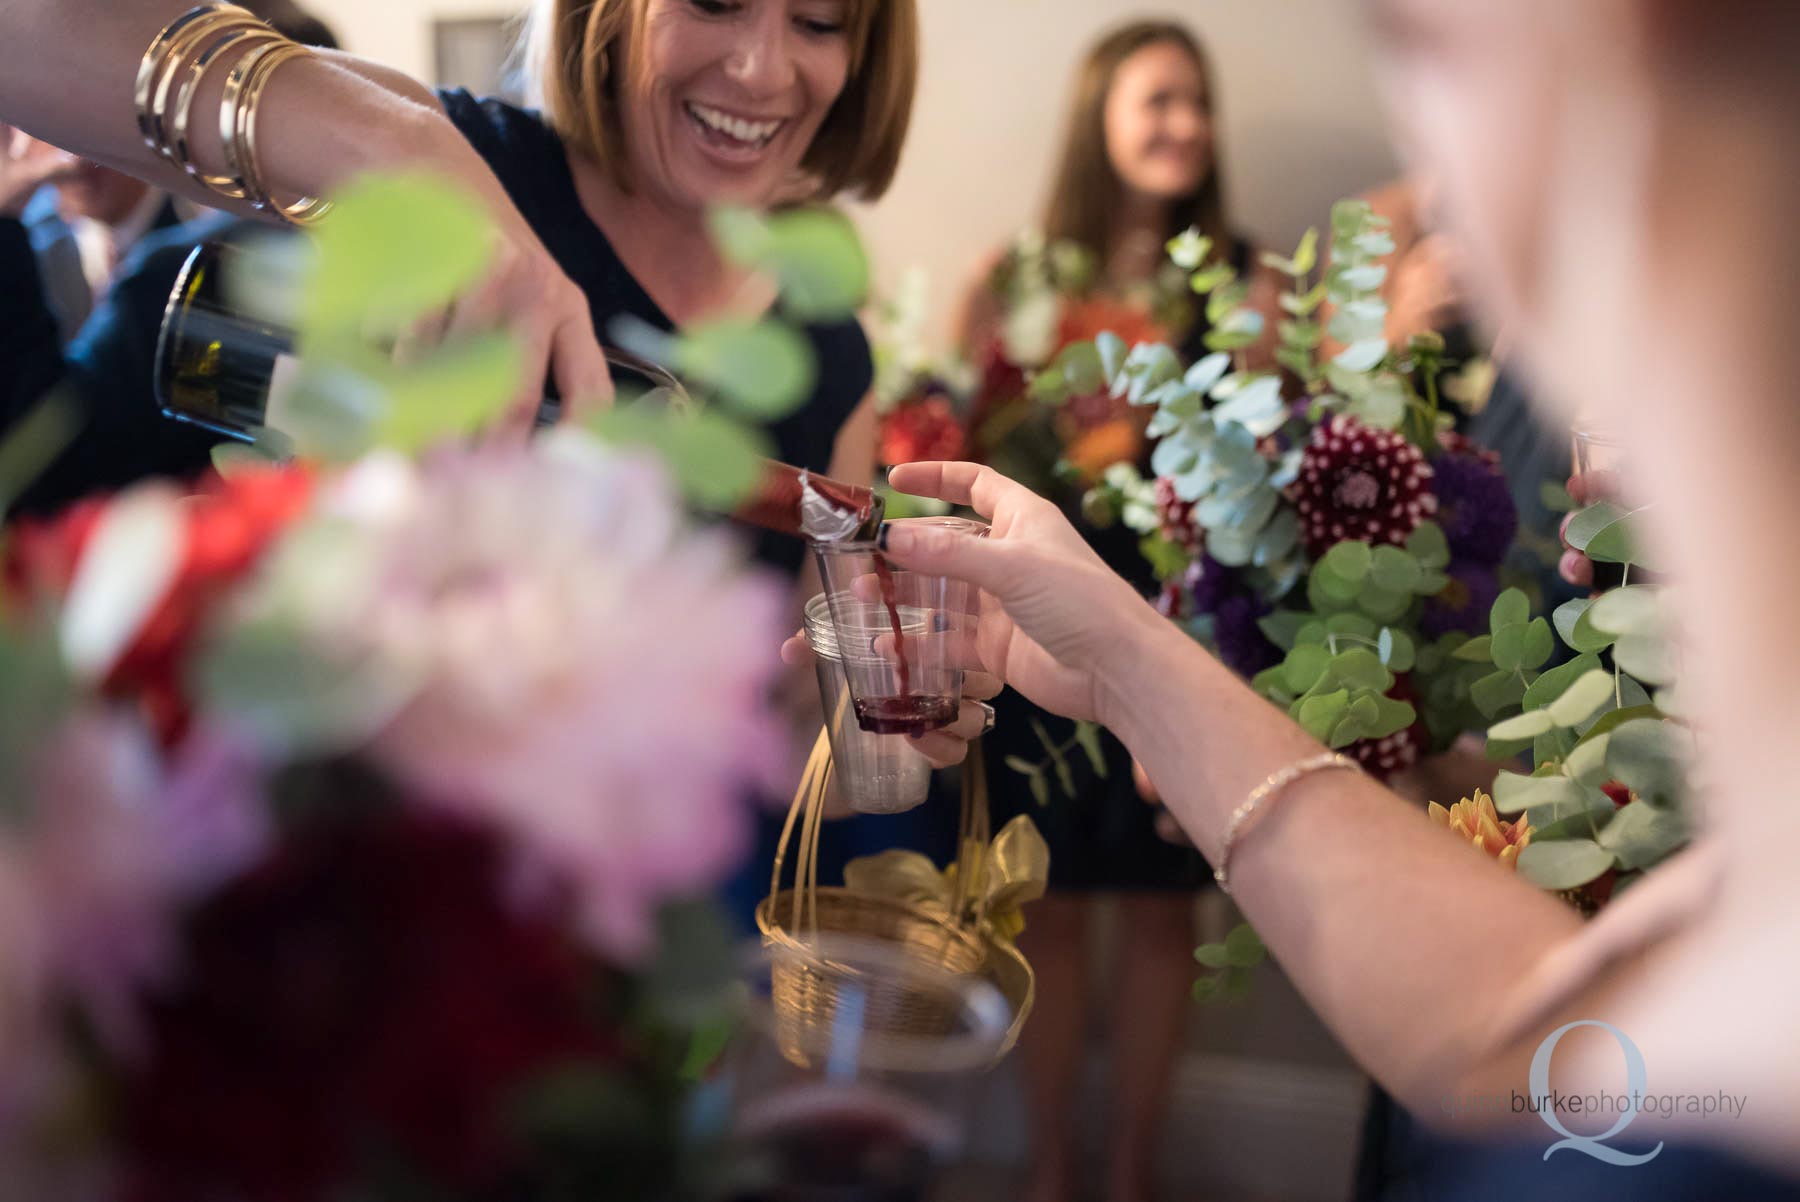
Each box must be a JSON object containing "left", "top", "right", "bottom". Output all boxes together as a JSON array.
[
  {"left": 1154, "top": 476, "right": 1203, "bottom": 557},
  {"left": 1292, "top": 417, "right": 1435, "bottom": 559},
  {"left": 1346, "top": 676, "right": 1428, "bottom": 781},
  {"left": 121, "top": 800, "right": 622, "bottom": 1202}
]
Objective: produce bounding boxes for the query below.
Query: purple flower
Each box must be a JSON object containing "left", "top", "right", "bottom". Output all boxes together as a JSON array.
[
  {"left": 1185, "top": 557, "right": 1281, "bottom": 677},
  {"left": 1421, "top": 559, "right": 1502, "bottom": 637},
  {"left": 1431, "top": 450, "right": 1518, "bottom": 565}
]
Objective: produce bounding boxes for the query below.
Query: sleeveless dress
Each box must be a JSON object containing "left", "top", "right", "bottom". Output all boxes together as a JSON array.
[
  {"left": 438, "top": 92, "right": 961, "bottom": 921},
  {"left": 439, "top": 90, "right": 862, "bottom": 580},
  {"left": 980, "top": 239, "right": 1251, "bottom": 892}
]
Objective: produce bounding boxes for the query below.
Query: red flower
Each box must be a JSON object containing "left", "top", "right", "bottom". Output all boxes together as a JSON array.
[
  {"left": 122, "top": 800, "right": 623, "bottom": 1202},
  {"left": 878, "top": 394, "right": 967, "bottom": 467},
  {"left": 3, "top": 466, "right": 314, "bottom": 743}
]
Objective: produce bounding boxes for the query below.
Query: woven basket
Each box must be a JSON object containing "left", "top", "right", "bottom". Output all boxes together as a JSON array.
[{"left": 759, "top": 735, "right": 1035, "bottom": 1067}]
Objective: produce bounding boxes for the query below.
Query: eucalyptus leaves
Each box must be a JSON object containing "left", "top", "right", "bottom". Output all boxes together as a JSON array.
[
  {"left": 1467, "top": 501, "right": 1689, "bottom": 894},
  {"left": 237, "top": 174, "right": 870, "bottom": 512},
  {"left": 1038, "top": 200, "right": 1516, "bottom": 777}
]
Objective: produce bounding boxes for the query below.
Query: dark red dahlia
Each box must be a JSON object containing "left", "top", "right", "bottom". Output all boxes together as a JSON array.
[
  {"left": 122, "top": 802, "right": 622, "bottom": 1202},
  {"left": 1154, "top": 476, "right": 1203, "bottom": 557},
  {"left": 1292, "top": 417, "right": 1435, "bottom": 559}
]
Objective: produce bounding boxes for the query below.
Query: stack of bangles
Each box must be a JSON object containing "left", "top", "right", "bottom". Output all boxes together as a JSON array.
[{"left": 134, "top": 2, "right": 331, "bottom": 224}]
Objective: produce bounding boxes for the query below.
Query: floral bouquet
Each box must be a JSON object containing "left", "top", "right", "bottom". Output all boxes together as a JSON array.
[
  {"left": 1028, "top": 201, "right": 1693, "bottom": 993},
  {"left": 1037, "top": 200, "right": 1525, "bottom": 779},
  {"left": 0, "top": 176, "right": 874, "bottom": 1200}
]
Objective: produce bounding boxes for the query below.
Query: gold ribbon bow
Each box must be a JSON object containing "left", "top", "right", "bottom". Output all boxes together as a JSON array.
[{"left": 843, "top": 815, "right": 1050, "bottom": 944}]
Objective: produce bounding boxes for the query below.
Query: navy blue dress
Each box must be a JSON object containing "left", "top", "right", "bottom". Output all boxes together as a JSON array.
[
  {"left": 438, "top": 92, "right": 961, "bottom": 919},
  {"left": 440, "top": 91, "right": 864, "bottom": 580}
]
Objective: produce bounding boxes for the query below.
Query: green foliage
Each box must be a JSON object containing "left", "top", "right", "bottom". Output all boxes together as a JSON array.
[
  {"left": 673, "top": 318, "right": 817, "bottom": 420},
  {"left": 272, "top": 175, "right": 523, "bottom": 461},
  {"left": 1465, "top": 500, "right": 1692, "bottom": 896},
  {"left": 1518, "top": 839, "right": 1614, "bottom": 890},
  {"left": 707, "top": 206, "right": 869, "bottom": 321},
  {"left": 1005, "top": 719, "right": 1109, "bottom": 803},
  {"left": 1192, "top": 923, "right": 1266, "bottom": 1004},
  {"left": 587, "top": 406, "right": 773, "bottom": 510},
  {"left": 0, "top": 390, "right": 81, "bottom": 519},
  {"left": 302, "top": 173, "right": 496, "bottom": 337}
]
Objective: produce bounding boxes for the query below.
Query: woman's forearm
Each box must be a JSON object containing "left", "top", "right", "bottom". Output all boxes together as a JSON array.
[
  {"left": 1102, "top": 613, "right": 1586, "bottom": 1125},
  {"left": 0, "top": 2, "right": 474, "bottom": 219}
]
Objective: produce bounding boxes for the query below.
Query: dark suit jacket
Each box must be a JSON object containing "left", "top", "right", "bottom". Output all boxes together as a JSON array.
[
  {"left": 1, "top": 209, "right": 249, "bottom": 517},
  {"left": 21, "top": 188, "right": 185, "bottom": 345}
]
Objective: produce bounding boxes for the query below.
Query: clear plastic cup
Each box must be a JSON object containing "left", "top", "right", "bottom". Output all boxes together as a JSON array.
[
  {"left": 804, "top": 594, "right": 933, "bottom": 815},
  {"left": 811, "top": 517, "right": 987, "bottom": 737},
  {"left": 719, "top": 936, "right": 1010, "bottom": 1202}
]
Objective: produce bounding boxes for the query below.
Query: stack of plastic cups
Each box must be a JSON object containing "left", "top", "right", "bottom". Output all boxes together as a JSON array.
[{"left": 803, "top": 593, "right": 934, "bottom": 815}]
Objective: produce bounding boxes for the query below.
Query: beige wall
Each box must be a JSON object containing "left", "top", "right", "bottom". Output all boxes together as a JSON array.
[{"left": 308, "top": 0, "right": 1400, "bottom": 346}]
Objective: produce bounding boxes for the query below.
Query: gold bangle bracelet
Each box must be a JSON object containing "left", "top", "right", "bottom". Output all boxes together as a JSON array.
[
  {"left": 217, "top": 38, "right": 294, "bottom": 207},
  {"left": 141, "top": 7, "right": 263, "bottom": 163},
  {"left": 135, "top": 4, "right": 240, "bottom": 152},
  {"left": 170, "top": 26, "right": 283, "bottom": 196},
  {"left": 1212, "top": 752, "right": 1361, "bottom": 895},
  {"left": 233, "top": 42, "right": 331, "bottom": 223}
]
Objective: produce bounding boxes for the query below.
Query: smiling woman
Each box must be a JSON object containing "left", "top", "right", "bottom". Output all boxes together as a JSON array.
[
  {"left": 0, "top": 0, "right": 923, "bottom": 851},
  {"left": 527, "top": 0, "right": 915, "bottom": 207}
]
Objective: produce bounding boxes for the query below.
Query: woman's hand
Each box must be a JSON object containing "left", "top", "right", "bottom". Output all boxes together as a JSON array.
[
  {"left": 881, "top": 461, "right": 1167, "bottom": 728},
  {"left": 1558, "top": 470, "right": 1623, "bottom": 589},
  {"left": 393, "top": 168, "right": 615, "bottom": 437},
  {"left": 0, "top": 126, "right": 79, "bottom": 219}
]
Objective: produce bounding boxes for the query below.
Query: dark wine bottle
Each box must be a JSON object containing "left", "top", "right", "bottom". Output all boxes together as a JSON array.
[
  {"left": 154, "top": 239, "right": 575, "bottom": 440},
  {"left": 154, "top": 240, "right": 884, "bottom": 541}
]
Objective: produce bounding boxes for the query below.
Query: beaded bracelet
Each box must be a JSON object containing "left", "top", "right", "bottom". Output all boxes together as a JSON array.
[{"left": 1213, "top": 752, "right": 1361, "bottom": 894}]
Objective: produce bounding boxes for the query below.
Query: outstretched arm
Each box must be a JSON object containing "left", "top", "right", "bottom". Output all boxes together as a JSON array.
[{"left": 0, "top": 1, "right": 611, "bottom": 414}]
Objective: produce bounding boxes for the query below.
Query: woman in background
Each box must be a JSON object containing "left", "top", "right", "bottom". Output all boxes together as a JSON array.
[{"left": 951, "top": 22, "right": 1275, "bottom": 1202}]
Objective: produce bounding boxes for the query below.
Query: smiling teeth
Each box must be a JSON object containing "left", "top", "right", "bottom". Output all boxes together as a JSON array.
[{"left": 687, "top": 102, "right": 782, "bottom": 145}]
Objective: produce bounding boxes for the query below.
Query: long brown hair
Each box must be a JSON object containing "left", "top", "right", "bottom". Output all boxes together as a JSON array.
[{"left": 1042, "top": 21, "right": 1229, "bottom": 266}]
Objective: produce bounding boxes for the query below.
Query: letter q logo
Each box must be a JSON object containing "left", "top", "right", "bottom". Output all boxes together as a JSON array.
[{"left": 1531, "top": 1020, "right": 1664, "bottom": 1165}]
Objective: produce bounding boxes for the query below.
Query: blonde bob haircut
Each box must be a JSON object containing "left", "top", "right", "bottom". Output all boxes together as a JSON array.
[{"left": 520, "top": 0, "right": 918, "bottom": 202}]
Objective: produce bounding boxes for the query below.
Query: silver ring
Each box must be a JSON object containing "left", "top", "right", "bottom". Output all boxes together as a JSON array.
[{"left": 976, "top": 700, "right": 996, "bottom": 736}]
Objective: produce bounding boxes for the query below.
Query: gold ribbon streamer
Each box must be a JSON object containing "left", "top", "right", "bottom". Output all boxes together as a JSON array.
[{"left": 843, "top": 814, "right": 1050, "bottom": 944}]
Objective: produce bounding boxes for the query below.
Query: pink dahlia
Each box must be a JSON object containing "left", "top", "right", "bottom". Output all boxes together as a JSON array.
[{"left": 221, "top": 434, "right": 789, "bottom": 962}]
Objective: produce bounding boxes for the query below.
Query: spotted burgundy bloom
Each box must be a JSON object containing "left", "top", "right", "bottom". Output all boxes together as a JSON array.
[
  {"left": 1347, "top": 676, "right": 1428, "bottom": 781},
  {"left": 1154, "top": 476, "right": 1202, "bottom": 557},
  {"left": 1292, "top": 417, "right": 1435, "bottom": 559}
]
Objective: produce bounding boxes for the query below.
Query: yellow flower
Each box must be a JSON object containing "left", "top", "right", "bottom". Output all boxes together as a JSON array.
[{"left": 1429, "top": 789, "right": 1533, "bottom": 869}]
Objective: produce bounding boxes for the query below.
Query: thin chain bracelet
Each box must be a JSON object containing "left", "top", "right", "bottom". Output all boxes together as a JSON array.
[{"left": 1213, "top": 752, "right": 1361, "bottom": 894}]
